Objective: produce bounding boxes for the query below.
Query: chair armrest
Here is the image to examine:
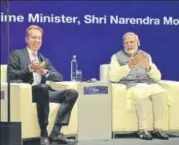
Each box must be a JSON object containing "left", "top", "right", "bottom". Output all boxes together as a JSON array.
[
  {"left": 47, "top": 81, "right": 80, "bottom": 91},
  {"left": 0, "top": 82, "right": 32, "bottom": 122},
  {"left": 158, "top": 80, "right": 179, "bottom": 106},
  {"left": 47, "top": 81, "right": 68, "bottom": 90},
  {"left": 159, "top": 80, "right": 179, "bottom": 89}
]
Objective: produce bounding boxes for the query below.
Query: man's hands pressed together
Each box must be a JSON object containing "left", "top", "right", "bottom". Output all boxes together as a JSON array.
[
  {"left": 128, "top": 52, "right": 151, "bottom": 70},
  {"left": 29, "top": 61, "right": 48, "bottom": 75}
]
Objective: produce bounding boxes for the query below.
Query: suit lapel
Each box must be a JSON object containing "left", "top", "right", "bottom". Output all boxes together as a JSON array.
[
  {"left": 38, "top": 52, "right": 43, "bottom": 62},
  {"left": 21, "top": 49, "right": 33, "bottom": 84},
  {"left": 23, "top": 49, "right": 31, "bottom": 65}
]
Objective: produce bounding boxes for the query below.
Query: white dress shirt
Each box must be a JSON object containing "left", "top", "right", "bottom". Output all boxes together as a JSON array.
[{"left": 27, "top": 48, "right": 42, "bottom": 85}]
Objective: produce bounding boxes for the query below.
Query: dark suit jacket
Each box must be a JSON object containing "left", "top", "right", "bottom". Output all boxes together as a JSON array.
[{"left": 8, "top": 48, "right": 63, "bottom": 84}]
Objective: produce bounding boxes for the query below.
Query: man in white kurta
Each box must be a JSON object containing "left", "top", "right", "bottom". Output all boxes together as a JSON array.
[{"left": 109, "top": 32, "right": 169, "bottom": 140}]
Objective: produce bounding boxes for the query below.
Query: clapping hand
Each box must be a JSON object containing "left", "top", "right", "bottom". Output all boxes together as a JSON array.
[
  {"left": 128, "top": 52, "right": 150, "bottom": 70},
  {"left": 35, "top": 67, "right": 48, "bottom": 75},
  {"left": 137, "top": 52, "right": 150, "bottom": 70},
  {"left": 29, "top": 61, "right": 42, "bottom": 70},
  {"left": 128, "top": 54, "right": 138, "bottom": 68},
  {"left": 30, "top": 61, "right": 48, "bottom": 74}
]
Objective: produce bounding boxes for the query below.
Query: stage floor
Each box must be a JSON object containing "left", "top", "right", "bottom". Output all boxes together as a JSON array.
[{"left": 23, "top": 133, "right": 179, "bottom": 145}]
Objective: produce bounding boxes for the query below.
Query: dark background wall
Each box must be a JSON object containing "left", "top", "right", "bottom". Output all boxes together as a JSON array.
[{"left": 1, "top": 1, "right": 179, "bottom": 81}]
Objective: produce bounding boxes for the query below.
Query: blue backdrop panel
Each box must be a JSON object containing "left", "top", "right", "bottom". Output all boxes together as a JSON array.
[{"left": 1, "top": 1, "right": 179, "bottom": 81}]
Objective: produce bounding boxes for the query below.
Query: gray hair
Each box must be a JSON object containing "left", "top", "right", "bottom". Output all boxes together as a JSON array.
[{"left": 122, "top": 32, "right": 140, "bottom": 46}]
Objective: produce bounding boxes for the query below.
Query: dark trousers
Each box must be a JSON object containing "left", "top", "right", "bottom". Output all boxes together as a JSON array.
[{"left": 32, "top": 84, "right": 78, "bottom": 136}]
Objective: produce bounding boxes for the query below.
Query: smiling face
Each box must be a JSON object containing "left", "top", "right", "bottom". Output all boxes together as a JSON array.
[
  {"left": 25, "top": 26, "right": 43, "bottom": 52},
  {"left": 123, "top": 33, "right": 139, "bottom": 54}
]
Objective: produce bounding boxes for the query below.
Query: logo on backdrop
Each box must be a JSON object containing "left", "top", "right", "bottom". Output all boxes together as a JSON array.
[{"left": 1, "top": 12, "right": 179, "bottom": 26}]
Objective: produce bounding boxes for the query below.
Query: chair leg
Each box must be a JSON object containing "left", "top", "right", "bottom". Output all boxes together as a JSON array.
[{"left": 112, "top": 132, "right": 116, "bottom": 138}]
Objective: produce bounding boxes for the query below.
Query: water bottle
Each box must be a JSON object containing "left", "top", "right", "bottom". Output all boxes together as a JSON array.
[{"left": 71, "top": 55, "right": 78, "bottom": 81}]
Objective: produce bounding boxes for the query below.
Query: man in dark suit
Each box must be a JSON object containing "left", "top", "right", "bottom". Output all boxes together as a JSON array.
[{"left": 8, "top": 25, "right": 78, "bottom": 145}]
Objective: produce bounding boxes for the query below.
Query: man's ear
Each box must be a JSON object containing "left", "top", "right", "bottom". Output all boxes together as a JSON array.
[
  {"left": 137, "top": 39, "right": 140, "bottom": 46},
  {"left": 25, "top": 36, "right": 28, "bottom": 43}
]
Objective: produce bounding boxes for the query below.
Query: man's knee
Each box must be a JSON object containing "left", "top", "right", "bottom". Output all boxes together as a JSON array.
[
  {"left": 32, "top": 84, "right": 49, "bottom": 103},
  {"left": 70, "top": 89, "right": 78, "bottom": 99},
  {"left": 128, "top": 86, "right": 149, "bottom": 100},
  {"left": 150, "top": 84, "right": 165, "bottom": 95},
  {"left": 151, "top": 92, "right": 167, "bottom": 100},
  {"left": 34, "top": 84, "right": 49, "bottom": 91},
  {"left": 66, "top": 89, "right": 78, "bottom": 101}
]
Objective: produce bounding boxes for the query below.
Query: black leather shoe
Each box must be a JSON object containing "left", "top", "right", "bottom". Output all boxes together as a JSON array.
[
  {"left": 50, "top": 133, "right": 77, "bottom": 144},
  {"left": 152, "top": 130, "right": 169, "bottom": 140},
  {"left": 40, "top": 137, "right": 49, "bottom": 145},
  {"left": 138, "top": 130, "right": 153, "bottom": 140}
]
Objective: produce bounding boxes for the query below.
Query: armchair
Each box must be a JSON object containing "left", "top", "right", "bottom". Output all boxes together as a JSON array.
[
  {"left": 0, "top": 65, "right": 78, "bottom": 139},
  {"left": 100, "top": 64, "right": 179, "bottom": 135}
]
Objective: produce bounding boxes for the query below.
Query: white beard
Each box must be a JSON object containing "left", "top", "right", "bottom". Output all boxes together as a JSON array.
[{"left": 125, "top": 48, "right": 138, "bottom": 54}]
